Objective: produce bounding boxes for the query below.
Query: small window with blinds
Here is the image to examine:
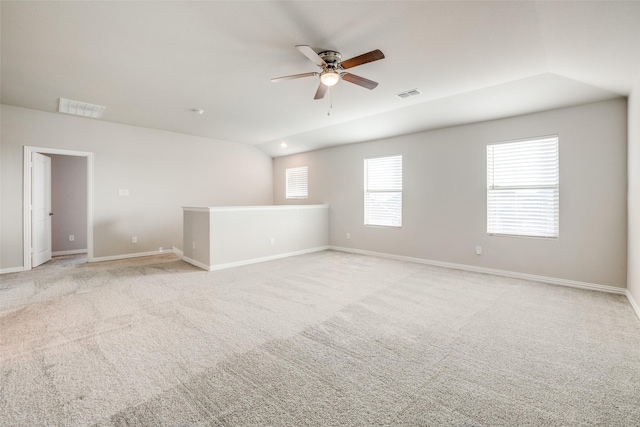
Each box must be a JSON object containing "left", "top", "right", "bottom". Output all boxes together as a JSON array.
[
  {"left": 487, "top": 136, "right": 559, "bottom": 238},
  {"left": 364, "top": 155, "right": 402, "bottom": 227},
  {"left": 286, "top": 166, "right": 308, "bottom": 199}
]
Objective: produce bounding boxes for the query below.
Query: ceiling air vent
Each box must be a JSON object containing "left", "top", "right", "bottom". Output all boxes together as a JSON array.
[
  {"left": 395, "top": 89, "right": 422, "bottom": 99},
  {"left": 58, "top": 98, "right": 105, "bottom": 118}
]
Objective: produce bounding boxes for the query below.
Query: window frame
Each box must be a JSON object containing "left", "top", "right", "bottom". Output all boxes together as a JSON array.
[
  {"left": 364, "top": 154, "right": 403, "bottom": 228},
  {"left": 486, "top": 135, "right": 559, "bottom": 239}
]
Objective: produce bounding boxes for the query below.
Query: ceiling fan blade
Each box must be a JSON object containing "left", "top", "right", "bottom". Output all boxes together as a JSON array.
[
  {"left": 296, "top": 45, "right": 327, "bottom": 67},
  {"left": 341, "top": 73, "right": 378, "bottom": 90},
  {"left": 340, "top": 49, "right": 385, "bottom": 69},
  {"left": 314, "top": 83, "right": 328, "bottom": 100},
  {"left": 271, "top": 72, "right": 318, "bottom": 83}
]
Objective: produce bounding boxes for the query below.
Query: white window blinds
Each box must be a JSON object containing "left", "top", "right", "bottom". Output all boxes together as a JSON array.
[
  {"left": 364, "top": 155, "right": 402, "bottom": 227},
  {"left": 487, "top": 136, "right": 559, "bottom": 238},
  {"left": 286, "top": 166, "right": 308, "bottom": 199}
]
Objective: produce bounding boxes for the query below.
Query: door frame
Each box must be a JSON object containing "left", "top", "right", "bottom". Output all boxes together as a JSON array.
[{"left": 23, "top": 146, "right": 94, "bottom": 270}]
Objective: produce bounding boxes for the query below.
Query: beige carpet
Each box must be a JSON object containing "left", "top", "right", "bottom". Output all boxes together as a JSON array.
[{"left": 1, "top": 250, "right": 639, "bottom": 426}]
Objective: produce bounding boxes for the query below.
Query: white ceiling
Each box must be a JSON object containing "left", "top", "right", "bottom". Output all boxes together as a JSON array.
[{"left": 2, "top": 1, "right": 640, "bottom": 157}]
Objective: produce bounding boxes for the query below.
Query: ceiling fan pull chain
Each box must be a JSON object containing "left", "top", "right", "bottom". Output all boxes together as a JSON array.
[{"left": 327, "top": 88, "right": 333, "bottom": 116}]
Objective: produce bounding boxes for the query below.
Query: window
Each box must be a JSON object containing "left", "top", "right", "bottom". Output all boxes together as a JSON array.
[
  {"left": 487, "top": 136, "right": 559, "bottom": 238},
  {"left": 286, "top": 166, "right": 308, "bottom": 199},
  {"left": 364, "top": 155, "right": 402, "bottom": 227}
]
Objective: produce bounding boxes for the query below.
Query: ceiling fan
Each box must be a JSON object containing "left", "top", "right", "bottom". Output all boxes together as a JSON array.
[{"left": 271, "top": 45, "right": 385, "bottom": 100}]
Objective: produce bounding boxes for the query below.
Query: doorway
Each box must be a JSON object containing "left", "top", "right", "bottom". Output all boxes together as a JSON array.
[{"left": 23, "top": 146, "right": 94, "bottom": 270}]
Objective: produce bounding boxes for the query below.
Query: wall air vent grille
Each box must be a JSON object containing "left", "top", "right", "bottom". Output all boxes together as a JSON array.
[
  {"left": 58, "top": 98, "right": 105, "bottom": 118},
  {"left": 395, "top": 89, "right": 422, "bottom": 99}
]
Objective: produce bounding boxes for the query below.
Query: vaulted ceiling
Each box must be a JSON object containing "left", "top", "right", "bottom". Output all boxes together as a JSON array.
[{"left": 2, "top": 1, "right": 640, "bottom": 157}]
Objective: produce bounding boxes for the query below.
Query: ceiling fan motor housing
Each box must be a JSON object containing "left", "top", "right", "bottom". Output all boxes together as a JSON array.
[{"left": 319, "top": 51, "right": 342, "bottom": 68}]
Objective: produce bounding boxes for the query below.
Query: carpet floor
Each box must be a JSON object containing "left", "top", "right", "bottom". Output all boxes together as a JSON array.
[{"left": 1, "top": 250, "right": 639, "bottom": 426}]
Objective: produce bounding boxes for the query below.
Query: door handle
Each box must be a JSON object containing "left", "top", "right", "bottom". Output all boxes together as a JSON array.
[{"left": 49, "top": 212, "right": 54, "bottom": 216}]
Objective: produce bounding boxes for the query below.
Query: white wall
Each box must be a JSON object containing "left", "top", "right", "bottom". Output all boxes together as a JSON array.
[
  {"left": 274, "top": 99, "right": 628, "bottom": 288},
  {"left": 1, "top": 105, "right": 273, "bottom": 270},
  {"left": 628, "top": 76, "right": 640, "bottom": 308},
  {"left": 49, "top": 154, "right": 88, "bottom": 253},
  {"left": 183, "top": 205, "right": 329, "bottom": 270}
]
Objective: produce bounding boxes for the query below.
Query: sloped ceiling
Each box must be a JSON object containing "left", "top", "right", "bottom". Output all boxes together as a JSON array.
[{"left": 2, "top": 1, "right": 640, "bottom": 157}]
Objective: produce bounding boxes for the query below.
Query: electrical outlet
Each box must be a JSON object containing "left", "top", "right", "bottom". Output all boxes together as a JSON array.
[
  {"left": 192, "top": 241, "right": 196, "bottom": 249},
  {"left": 159, "top": 246, "right": 163, "bottom": 252},
  {"left": 132, "top": 236, "right": 137, "bottom": 244},
  {"left": 346, "top": 233, "right": 351, "bottom": 240},
  {"left": 475, "top": 246, "right": 482, "bottom": 255},
  {"left": 270, "top": 238, "right": 275, "bottom": 246},
  {"left": 69, "top": 235, "right": 74, "bottom": 242}
]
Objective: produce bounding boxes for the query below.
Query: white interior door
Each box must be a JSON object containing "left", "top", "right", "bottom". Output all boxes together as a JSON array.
[{"left": 32, "top": 152, "right": 52, "bottom": 267}]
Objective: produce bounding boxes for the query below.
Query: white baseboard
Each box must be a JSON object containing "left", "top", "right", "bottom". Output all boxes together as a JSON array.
[
  {"left": 0, "top": 266, "right": 25, "bottom": 274},
  {"left": 91, "top": 248, "right": 175, "bottom": 263},
  {"left": 182, "top": 256, "right": 210, "bottom": 271},
  {"left": 52, "top": 249, "right": 88, "bottom": 256},
  {"left": 172, "top": 246, "right": 184, "bottom": 257},
  {"left": 329, "top": 246, "right": 627, "bottom": 295},
  {"left": 627, "top": 290, "right": 640, "bottom": 320},
  {"left": 184, "top": 246, "right": 330, "bottom": 272}
]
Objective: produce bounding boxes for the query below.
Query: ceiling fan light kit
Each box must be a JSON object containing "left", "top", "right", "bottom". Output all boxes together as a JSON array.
[
  {"left": 272, "top": 45, "right": 385, "bottom": 100},
  {"left": 320, "top": 69, "right": 340, "bottom": 86}
]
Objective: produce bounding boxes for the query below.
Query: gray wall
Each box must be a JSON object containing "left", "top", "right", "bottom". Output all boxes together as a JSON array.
[
  {"left": 628, "top": 76, "right": 640, "bottom": 306},
  {"left": 274, "top": 99, "right": 628, "bottom": 288},
  {"left": 1, "top": 105, "right": 273, "bottom": 270},
  {"left": 183, "top": 210, "right": 210, "bottom": 266},
  {"left": 49, "top": 154, "right": 88, "bottom": 253}
]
